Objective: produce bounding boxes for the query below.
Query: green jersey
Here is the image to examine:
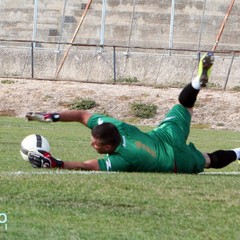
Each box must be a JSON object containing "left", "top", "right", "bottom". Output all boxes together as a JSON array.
[{"left": 87, "top": 104, "right": 205, "bottom": 173}]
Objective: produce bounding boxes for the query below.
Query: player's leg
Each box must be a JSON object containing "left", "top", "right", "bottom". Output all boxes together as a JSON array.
[
  {"left": 204, "top": 148, "right": 240, "bottom": 168},
  {"left": 178, "top": 52, "right": 214, "bottom": 115}
]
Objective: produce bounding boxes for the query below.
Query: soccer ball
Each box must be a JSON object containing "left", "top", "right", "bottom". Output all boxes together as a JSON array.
[{"left": 20, "top": 134, "right": 50, "bottom": 161}]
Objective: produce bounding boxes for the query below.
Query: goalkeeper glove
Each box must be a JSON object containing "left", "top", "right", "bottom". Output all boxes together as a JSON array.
[
  {"left": 25, "top": 112, "right": 60, "bottom": 122},
  {"left": 28, "top": 150, "right": 64, "bottom": 169}
]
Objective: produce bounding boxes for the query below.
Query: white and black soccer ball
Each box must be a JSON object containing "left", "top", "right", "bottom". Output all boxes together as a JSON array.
[{"left": 20, "top": 134, "right": 50, "bottom": 161}]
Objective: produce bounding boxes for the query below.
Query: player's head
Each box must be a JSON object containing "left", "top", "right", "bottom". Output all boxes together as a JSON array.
[{"left": 91, "top": 123, "right": 121, "bottom": 154}]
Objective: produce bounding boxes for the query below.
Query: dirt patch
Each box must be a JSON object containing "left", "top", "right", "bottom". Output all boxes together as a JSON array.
[{"left": 1, "top": 78, "right": 239, "bottom": 131}]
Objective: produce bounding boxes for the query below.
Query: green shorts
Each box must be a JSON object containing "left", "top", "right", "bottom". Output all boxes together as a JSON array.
[{"left": 157, "top": 104, "right": 205, "bottom": 173}]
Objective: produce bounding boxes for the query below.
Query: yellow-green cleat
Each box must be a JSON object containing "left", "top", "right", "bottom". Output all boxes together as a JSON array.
[{"left": 198, "top": 51, "right": 214, "bottom": 87}]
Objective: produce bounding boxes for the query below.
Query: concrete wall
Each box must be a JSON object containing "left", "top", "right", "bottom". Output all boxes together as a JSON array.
[
  {"left": 0, "top": 0, "right": 239, "bottom": 88},
  {"left": 0, "top": 0, "right": 238, "bottom": 50}
]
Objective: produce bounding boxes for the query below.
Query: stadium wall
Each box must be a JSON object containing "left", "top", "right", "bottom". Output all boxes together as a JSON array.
[{"left": 0, "top": 0, "right": 239, "bottom": 89}]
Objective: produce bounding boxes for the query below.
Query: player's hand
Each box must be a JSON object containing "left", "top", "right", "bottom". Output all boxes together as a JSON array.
[
  {"left": 25, "top": 112, "right": 60, "bottom": 122},
  {"left": 28, "top": 150, "right": 64, "bottom": 168}
]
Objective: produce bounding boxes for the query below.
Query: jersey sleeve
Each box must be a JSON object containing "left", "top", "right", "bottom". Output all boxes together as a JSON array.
[
  {"left": 87, "top": 114, "right": 123, "bottom": 129},
  {"left": 98, "top": 154, "right": 131, "bottom": 172}
]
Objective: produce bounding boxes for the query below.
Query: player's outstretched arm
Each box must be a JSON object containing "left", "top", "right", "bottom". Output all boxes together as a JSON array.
[
  {"left": 63, "top": 160, "right": 100, "bottom": 171},
  {"left": 28, "top": 151, "right": 100, "bottom": 171},
  {"left": 26, "top": 110, "right": 92, "bottom": 126}
]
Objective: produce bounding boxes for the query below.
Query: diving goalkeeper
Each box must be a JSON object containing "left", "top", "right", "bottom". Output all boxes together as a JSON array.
[{"left": 26, "top": 52, "right": 240, "bottom": 173}]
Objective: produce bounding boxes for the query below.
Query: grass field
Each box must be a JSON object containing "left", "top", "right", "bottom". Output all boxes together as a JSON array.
[{"left": 0, "top": 116, "right": 240, "bottom": 240}]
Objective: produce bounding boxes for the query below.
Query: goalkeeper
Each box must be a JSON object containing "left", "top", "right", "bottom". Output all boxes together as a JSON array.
[{"left": 26, "top": 52, "right": 240, "bottom": 173}]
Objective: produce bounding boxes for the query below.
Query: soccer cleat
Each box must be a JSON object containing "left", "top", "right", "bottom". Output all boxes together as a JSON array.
[{"left": 198, "top": 51, "right": 214, "bottom": 87}]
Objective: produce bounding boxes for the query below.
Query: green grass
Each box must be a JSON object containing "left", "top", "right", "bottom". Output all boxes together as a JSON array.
[{"left": 0, "top": 117, "right": 240, "bottom": 240}]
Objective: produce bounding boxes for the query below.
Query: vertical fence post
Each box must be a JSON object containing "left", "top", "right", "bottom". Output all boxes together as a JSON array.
[
  {"left": 57, "top": 0, "right": 68, "bottom": 53},
  {"left": 169, "top": 0, "right": 175, "bottom": 55},
  {"left": 197, "top": 0, "right": 207, "bottom": 54},
  {"left": 32, "top": 0, "right": 38, "bottom": 48},
  {"left": 224, "top": 52, "right": 235, "bottom": 90},
  {"left": 31, "top": 42, "right": 34, "bottom": 78},
  {"left": 99, "top": 0, "right": 106, "bottom": 52},
  {"left": 113, "top": 46, "right": 116, "bottom": 82}
]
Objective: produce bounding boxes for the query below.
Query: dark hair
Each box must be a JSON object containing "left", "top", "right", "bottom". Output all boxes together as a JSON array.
[{"left": 91, "top": 123, "right": 121, "bottom": 148}]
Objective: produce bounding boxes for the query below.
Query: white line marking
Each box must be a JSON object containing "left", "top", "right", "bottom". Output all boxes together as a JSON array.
[
  {"left": 0, "top": 171, "right": 240, "bottom": 176},
  {"left": 0, "top": 171, "right": 117, "bottom": 176},
  {"left": 199, "top": 171, "right": 240, "bottom": 175}
]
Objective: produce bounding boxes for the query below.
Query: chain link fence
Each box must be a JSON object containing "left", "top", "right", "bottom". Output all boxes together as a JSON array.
[{"left": 0, "top": 40, "right": 239, "bottom": 90}]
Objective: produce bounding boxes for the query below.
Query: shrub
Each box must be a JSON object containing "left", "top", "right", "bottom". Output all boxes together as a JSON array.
[
  {"left": 117, "top": 76, "right": 138, "bottom": 83},
  {"left": 130, "top": 102, "right": 157, "bottom": 118},
  {"left": 231, "top": 86, "right": 240, "bottom": 91},
  {"left": 70, "top": 98, "right": 97, "bottom": 110},
  {"left": 1, "top": 79, "right": 15, "bottom": 84}
]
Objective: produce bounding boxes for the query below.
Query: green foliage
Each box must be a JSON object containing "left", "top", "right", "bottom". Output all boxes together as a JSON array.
[
  {"left": 231, "top": 86, "right": 240, "bottom": 91},
  {"left": 207, "top": 82, "right": 222, "bottom": 89},
  {"left": 130, "top": 102, "right": 157, "bottom": 118},
  {"left": 1, "top": 79, "right": 15, "bottom": 84},
  {"left": 69, "top": 98, "right": 97, "bottom": 110},
  {"left": 117, "top": 76, "right": 138, "bottom": 83},
  {"left": 0, "top": 117, "right": 240, "bottom": 239}
]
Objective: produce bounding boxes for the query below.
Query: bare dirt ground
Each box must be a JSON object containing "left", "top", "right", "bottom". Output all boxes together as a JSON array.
[{"left": 0, "top": 78, "right": 239, "bottom": 131}]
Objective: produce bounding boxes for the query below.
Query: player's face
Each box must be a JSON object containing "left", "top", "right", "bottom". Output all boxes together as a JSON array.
[{"left": 90, "top": 136, "right": 109, "bottom": 154}]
